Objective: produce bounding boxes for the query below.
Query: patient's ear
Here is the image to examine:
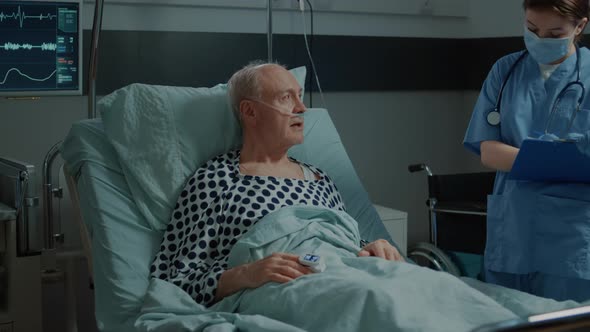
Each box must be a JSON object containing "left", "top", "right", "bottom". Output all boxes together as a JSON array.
[{"left": 239, "top": 100, "right": 256, "bottom": 123}]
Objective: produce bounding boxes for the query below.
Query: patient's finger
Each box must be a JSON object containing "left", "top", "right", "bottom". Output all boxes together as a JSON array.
[
  {"left": 392, "top": 249, "right": 405, "bottom": 262},
  {"left": 268, "top": 253, "right": 307, "bottom": 267},
  {"left": 358, "top": 250, "right": 371, "bottom": 257},
  {"left": 277, "top": 253, "right": 312, "bottom": 267},
  {"left": 274, "top": 252, "right": 300, "bottom": 261},
  {"left": 283, "top": 260, "right": 313, "bottom": 274},
  {"left": 384, "top": 247, "right": 396, "bottom": 261},
  {"left": 276, "top": 265, "right": 307, "bottom": 279},
  {"left": 268, "top": 273, "right": 294, "bottom": 284},
  {"left": 372, "top": 245, "right": 386, "bottom": 259}
]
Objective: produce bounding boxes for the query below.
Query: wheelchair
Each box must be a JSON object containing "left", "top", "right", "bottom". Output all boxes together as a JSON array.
[{"left": 407, "top": 164, "right": 496, "bottom": 279}]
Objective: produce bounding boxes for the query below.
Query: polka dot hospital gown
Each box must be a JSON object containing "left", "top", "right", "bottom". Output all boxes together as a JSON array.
[{"left": 150, "top": 150, "right": 346, "bottom": 306}]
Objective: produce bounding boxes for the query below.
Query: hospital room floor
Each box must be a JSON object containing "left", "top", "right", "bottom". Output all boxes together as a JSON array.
[{"left": 42, "top": 259, "right": 98, "bottom": 332}]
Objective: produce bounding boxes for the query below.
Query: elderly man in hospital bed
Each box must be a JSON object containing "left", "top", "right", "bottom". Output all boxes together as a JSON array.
[
  {"left": 150, "top": 62, "right": 403, "bottom": 305},
  {"left": 146, "top": 62, "right": 574, "bottom": 332}
]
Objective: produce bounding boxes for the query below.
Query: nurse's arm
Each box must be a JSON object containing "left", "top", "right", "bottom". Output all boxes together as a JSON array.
[{"left": 480, "top": 140, "right": 520, "bottom": 172}]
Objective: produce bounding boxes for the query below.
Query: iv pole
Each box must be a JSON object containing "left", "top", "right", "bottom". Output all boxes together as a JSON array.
[
  {"left": 267, "top": 0, "right": 273, "bottom": 62},
  {"left": 88, "top": 0, "right": 104, "bottom": 119}
]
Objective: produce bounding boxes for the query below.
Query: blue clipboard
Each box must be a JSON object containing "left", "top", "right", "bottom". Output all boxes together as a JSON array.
[{"left": 510, "top": 139, "right": 590, "bottom": 183}]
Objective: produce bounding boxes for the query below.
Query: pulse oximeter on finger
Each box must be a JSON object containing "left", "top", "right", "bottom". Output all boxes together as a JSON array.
[{"left": 298, "top": 254, "right": 326, "bottom": 273}]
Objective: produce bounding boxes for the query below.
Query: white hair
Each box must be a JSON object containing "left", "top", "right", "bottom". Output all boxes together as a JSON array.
[{"left": 227, "top": 61, "right": 285, "bottom": 122}]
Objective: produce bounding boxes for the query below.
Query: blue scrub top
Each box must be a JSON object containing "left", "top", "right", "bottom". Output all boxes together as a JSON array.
[{"left": 464, "top": 48, "right": 590, "bottom": 281}]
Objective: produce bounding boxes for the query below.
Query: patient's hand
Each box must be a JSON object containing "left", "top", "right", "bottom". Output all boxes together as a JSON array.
[
  {"left": 215, "top": 253, "right": 312, "bottom": 302},
  {"left": 358, "top": 239, "right": 404, "bottom": 262},
  {"left": 244, "top": 253, "right": 313, "bottom": 286}
]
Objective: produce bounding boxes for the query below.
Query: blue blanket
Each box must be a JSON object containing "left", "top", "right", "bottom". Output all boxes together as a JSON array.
[{"left": 136, "top": 206, "right": 580, "bottom": 332}]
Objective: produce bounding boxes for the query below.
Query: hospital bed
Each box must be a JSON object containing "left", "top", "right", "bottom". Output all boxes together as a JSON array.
[
  {"left": 60, "top": 79, "right": 590, "bottom": 332},
  {"left": 60, "top": 77, "right": 396, "bottom": 330}
]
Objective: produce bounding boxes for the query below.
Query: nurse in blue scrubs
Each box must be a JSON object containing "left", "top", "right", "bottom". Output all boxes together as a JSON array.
[{"left": 464, "top": 0, "right": 590, "bottom": 301}]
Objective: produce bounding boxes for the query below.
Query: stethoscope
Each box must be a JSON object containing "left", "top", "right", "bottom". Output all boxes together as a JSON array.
[{"left": 487, "top": 46, "right": 585, "bottom": 135}]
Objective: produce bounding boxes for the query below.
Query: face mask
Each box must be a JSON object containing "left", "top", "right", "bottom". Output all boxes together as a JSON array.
[{"left": 524, "top": 27, "right": 575, "bottom": 64}]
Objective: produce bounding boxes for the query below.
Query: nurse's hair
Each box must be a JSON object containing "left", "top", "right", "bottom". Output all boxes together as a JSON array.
[
  {"left": 523, "top": 0, "right": 589, "bottom": 41},
  {"left": 227, "top": 61, "right": 285, "bottom": 123}
]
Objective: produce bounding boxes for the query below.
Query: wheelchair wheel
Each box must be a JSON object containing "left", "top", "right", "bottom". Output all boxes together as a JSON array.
[{"left": 407, "top": 242, "right": 461, "bottom": 277}]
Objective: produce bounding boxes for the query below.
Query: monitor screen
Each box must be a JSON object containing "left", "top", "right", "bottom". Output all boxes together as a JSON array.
[{"left": 0, "top": 0, "right": 82, "bottom": 96}]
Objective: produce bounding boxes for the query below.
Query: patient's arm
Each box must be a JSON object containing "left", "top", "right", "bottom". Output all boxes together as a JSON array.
[
  {"left": 480, "top": 140, "right": 519, "bottom": 172},
  {"left": 159, "top": 259, "right": 228, "bottom": 306},
  {"left": 215, "top": 253, "right": 312, "bottom": 302}
]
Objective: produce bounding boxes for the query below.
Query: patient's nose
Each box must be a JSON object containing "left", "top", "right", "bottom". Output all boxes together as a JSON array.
[{"left": 293, "top": 97, "right": 306, "bottom": 114}]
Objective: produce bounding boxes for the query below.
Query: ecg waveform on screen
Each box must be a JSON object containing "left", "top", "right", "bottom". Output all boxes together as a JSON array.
[
  {"left": 0, "top": 42, "right": 57, "bottom": 51},
  {"left": 0, "top": 67, "right": 57, "bottom": 85},
  {"left": 0, "top": 2, "right": 79, "bottom": 93},
  {"left": 0, "top": 6, "right": 56, "bottom": 28}
]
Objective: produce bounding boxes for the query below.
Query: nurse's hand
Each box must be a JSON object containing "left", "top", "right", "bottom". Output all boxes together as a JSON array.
[
  {"left": 358, "top": 239, "right": 405, "bottom": 262},
  {"left": 216, "top": 253, "right": 312, "bottom": 302}
]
